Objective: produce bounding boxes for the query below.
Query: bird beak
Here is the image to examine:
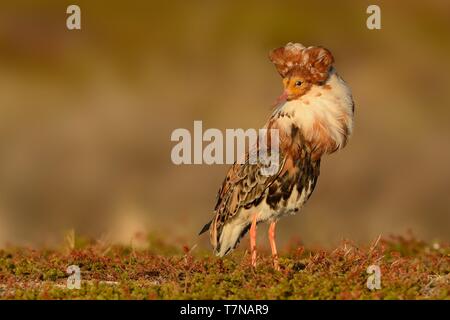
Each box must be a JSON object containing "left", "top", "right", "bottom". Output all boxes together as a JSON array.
[{"left": 275, "top": 90, "right": 289, "bottom": 105}]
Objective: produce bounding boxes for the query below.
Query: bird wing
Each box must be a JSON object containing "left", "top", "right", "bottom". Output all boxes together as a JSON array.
[{"left": 199, "top": 150, "right": 287, "bottom": 246}]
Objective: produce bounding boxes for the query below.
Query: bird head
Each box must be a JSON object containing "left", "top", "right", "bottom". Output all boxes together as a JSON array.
[{"left": 270, "top": 43, "right": 334, "bottom": 102}]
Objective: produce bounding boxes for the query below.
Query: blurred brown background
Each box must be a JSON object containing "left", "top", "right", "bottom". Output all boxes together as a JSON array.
[{"left": 0, "top": 1, "right": 449, "bottom": 248}]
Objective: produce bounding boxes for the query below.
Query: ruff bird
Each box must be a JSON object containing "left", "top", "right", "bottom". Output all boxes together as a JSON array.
[{"left": 200, "top": 43, "right": 354, "bottom": 270}]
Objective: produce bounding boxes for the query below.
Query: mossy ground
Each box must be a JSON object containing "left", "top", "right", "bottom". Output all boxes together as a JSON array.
[{"left": 0, "top": 235, "right": 448, "bottom": 300}]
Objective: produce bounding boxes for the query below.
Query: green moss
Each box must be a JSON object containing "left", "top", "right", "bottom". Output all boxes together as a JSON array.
[{"left": 0, "top": 235, "right": 448, "bottom": 300}]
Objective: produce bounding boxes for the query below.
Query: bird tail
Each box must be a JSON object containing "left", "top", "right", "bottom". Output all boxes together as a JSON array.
[
  {"left": 213, "top": 220, "right": 250, "bottom": 257},
  {"left": 198, "top": 220, "right": 211, "bottom": 235},
  {"left": 199, "top": 216, "right": 251, "bottom": 257}
]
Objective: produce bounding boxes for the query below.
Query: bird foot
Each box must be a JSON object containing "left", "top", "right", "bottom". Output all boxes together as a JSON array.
[
  {"left": 272, "top": 255, "right": 280, "bottom": 271},
  {"left": 251, "top": 251, "right": 257, "bottom": 268}
]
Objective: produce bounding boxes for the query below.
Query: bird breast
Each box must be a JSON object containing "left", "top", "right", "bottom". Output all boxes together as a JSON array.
[{"left": 273, "top": 71, "right": 354, "bottom": 159}]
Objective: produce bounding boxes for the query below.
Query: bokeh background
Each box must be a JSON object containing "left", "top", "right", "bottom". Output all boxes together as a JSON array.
[{"left": 0, "top": 1, "right": 449, "bottom": 249}]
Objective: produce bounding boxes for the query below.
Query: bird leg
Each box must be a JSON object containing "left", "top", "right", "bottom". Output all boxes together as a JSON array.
[
  {"left": 268, "top": 221, "right": 280, "bottom": 271},
  {"left": 249, "top": 213, "right": 258, "bottom": 268}
]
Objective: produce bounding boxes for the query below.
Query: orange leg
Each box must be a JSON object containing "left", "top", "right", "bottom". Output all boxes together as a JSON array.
[
  {"left": 249, "top": 213, "right": 258, "bottom": 268},
  {"left": 268, "top": 221, "right": 280, "bottom": 271}
]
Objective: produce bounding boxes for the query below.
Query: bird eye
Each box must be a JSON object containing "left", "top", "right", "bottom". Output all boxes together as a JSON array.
[{"left": 295, "top": 80, "right": 302, "bottom": 87}]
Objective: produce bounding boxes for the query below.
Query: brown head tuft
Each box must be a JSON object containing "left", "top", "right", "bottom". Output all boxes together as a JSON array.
[{"left": 269, "top": 43, "right": 334, "bottom": 83}]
